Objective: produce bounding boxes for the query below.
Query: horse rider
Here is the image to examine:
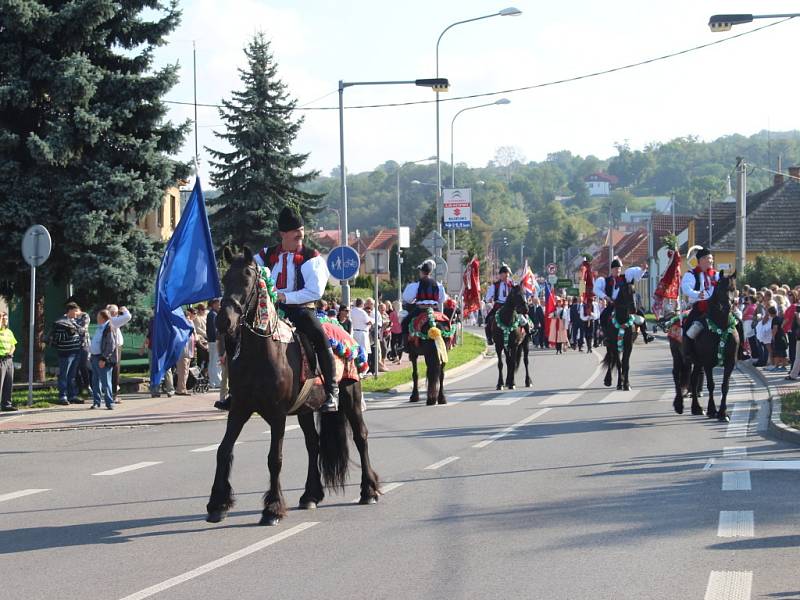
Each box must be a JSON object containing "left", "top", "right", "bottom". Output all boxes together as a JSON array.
[
  {"left": 401, "top": 259, "right": 447, "bottom": 341},
  {"left": 483, "top": 264, "right": 512, "bottom": 345},
  {"left": 680, "top": 246, "right": 747, "bottom": 361},
  {"left": 252, "top": 207, "right": 338, "bottom": 413},
  {"left": 593, "top": 257, "right": 654, "bottom": 343}
]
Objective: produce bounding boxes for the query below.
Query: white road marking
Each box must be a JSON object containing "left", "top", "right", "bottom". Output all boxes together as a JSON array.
[
  {"left": 191, "top": 441, "right": 241, "bottom": 453},
  {"left": 706, "top": 459, "right": 800, "bottom": 471},
  {"left": 262, "top": 424, "right": 301, "bottom": 435},
  {"left": 722, "top": 471, "right": 751, "bottom": 491},
  {"left": 578, "top": 353, "right": 603, "bottom": 389},
  {"left": 540, "top": 392, "right": 582, "bottom": 406},
  {"left": 424, "top": 456, "right": 460, "bottom": 470},
  {"left": 704, "top": 571, "right": 752, "bottom": 600},
  {"left": 92, "top": 462, "right": 162, "bottom": 476},
  {"left": 118, "top": 522, "right": 319, "bottom": 600},
  {"left": 0, "top": 488, "right": 50, "bottom": 503},
  {"left": 473, "top": 408, "right": 551, "bottom": 449},
  {"left": 726, "top": 404, "right": 751, "bottom": 438},
  {"left": 598, "top": 389, "right": 639, "bottom": 403},
  {"left": 717, "top": 511, "right": 754, "bottom": 537},
  {"left": 723, "top": 446, "right": 747, "bottom": 458},
  {"left": 659, "top": 389, "right": 674, "bottom": 402},
  {"left": 481, "top": 394, "right": 526, "bottom": 406}
]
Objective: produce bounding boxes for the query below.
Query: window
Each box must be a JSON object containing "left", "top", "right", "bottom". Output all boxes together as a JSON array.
[
  {"left": 157, "top": 204, "right": 164, "bottom": 228},
  {"left": 169, "top": 194, "right": 177, "bottom": 230}
]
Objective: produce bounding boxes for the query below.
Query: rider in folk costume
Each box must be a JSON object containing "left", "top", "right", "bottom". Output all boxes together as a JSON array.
[
  {"left": 681, "top": 246, "right": 718, "bottom": 345},
  {"left": 253, "top": 207, "right": 338, "bottom": 413},
  {"left": 593, "top": 256, "right": 654, "bottom": 343},
  {"left": 401, "top": 259, "right": 448, "bottom": 335},
  {"left": 484, "top": 264, "right": 513, "bottom": 345},
  {"left": 653, "top": 245, "right": 682, "bottom": 320}
]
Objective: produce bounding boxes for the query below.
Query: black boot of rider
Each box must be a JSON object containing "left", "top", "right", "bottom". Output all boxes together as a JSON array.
[
  {"left": 320, "top": 386, "right": 339, "bottom": 413},
  {"left": 214, "top": 395, "right": 232, "bottom": 411}
]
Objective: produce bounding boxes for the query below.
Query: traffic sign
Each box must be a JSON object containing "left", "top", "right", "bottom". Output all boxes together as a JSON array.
[
  {"left": 21, "top": 225, "right": 51, "bottom": 268},
  {"left": 434, "top": 256, "right": 448, "bottom": 280},
  {"left": 556, "top": 278, "right": 572, "bottom": 289},
  {"left": 547, "top": 274, "right": 558, "bottom": 285},
  {"left": 567, "top": 287, "right": 580, "bottom": 296},
  {"left": 442, "top": 188, "right": 472, "bottom": 230},
  {"left": 546, "top": 262, "right": 557, "bottom": 275},
  {"left": 365, "top": 249, "right": 389, "bottom": 274},
  {"left": 327, "top": 245, "right": 360, "bottom": 281},
  {"left": 421, "top": 230, "right": 447, "bottom": 254}
]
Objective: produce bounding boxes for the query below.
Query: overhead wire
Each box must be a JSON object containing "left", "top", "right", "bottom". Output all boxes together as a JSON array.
[{"left": 164, "top": 17, "right": 793, "bottom": 113}]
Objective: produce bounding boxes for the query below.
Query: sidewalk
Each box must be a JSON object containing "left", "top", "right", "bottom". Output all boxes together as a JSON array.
[
  {"left": 0, "top": 391, "right": 226, "bottom": 433},
  {"left": 738, "top": 360, "right": 800, "bottom": 444}
]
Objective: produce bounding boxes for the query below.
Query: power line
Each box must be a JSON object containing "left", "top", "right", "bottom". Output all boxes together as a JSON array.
[{"left": 164, "top": 17, "right": 792, "bottom": 113}]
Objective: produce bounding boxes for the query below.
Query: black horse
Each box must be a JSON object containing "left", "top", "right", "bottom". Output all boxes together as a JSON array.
[
  {"left": 206, "top": 248, "right": 380, "bottom": 526},
  {"left": 601, "top": 279, "right": 637, "bottom": 390},
  {"left": 663, "top": 316, "right": 704, "bottom": 416},
  {"left": 491, "top": 285, "right": 531, "bottom": 390},
  {"left": 406, "top": 305, "right": 455, "bottom": 405},
  {"left": 684, "top": 271, "right": 739, "bottom": 422}
]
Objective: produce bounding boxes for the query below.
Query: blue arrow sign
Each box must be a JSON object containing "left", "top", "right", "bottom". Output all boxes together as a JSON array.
[{"left": 327, "top": 245, "right": 360, "bottom": 280}]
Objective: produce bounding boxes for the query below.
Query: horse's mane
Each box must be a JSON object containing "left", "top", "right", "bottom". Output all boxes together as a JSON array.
[
  {"left": 613, "top": 280, "right": 635, "bottom": 321},
  {"left": 708, "top": 271, "right": 735, "bottom": 327}
]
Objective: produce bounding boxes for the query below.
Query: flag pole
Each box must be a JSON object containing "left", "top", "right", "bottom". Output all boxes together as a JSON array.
[{"left": 193, "top": 40, "right": 199, "bottom": 165}]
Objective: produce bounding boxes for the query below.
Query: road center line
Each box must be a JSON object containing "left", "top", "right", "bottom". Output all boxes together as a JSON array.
[
  {"left": 704, "top": 571, "right": 752, "bottom": 600},
  {"left": 92, "top": 462, "right": 162, "bottom": 476},
  {"left": 118, "top": 522, "right": 319, "bottom": 600},
  {"left": 424, "top": 456, "right": 460, "bottom": 470},
  {"left": 191, "top": 441, "right": 241, "bottom": 453},
  {"left": 473, "top": 408, "right": 551, "bottom": 449},
  {"left": 262, "top": 424, "right": 301, "bottom": 435},
  {"left": 722, "top": 471, "right": 751, "bottom": 491},
  {"left": 0, "top": 488, "right": 50, "bottom": 503},
  {"left": 717, "top": 511, "right": 754, "bottom": 537},
  {"left": 598, "top": 389, "right": 640, "bottom": 404}
]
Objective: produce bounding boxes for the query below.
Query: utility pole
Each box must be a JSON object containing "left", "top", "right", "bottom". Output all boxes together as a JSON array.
[
  {"left": 735, "top": 157, "right": 747, "bottom": 275},
  {"left": 607, "top": 200, "right": 614, "bottom": 267},
  {"left": 707, "top": 193, "right": 713, "bottom": 246},
  {"left": 671, "top": 191, "right": 676, "bottom": 233}
]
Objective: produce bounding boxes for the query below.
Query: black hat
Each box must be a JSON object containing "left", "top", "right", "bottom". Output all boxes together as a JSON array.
[
  {"left": 278, "top": 207, "right": 304, "bottom": 232},
  {"left": 419, "top": 259, "right": 435, "bottom": 274},
  {"left": 499, "top": 264, "right": 511, "bottom": 274},
  {"left": 696, "top": 247, "right": 712, "bottom": 259},
  {"left": 610, "top": 257, "right": 622, "bottom": 269}
]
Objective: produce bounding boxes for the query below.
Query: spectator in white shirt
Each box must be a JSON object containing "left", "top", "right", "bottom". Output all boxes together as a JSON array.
[
  {"left": 106, "top": 304, "right": 131, "bottom": 403},
  {"left": 350, "top": 298, "right": 373, "bottom": 358}
]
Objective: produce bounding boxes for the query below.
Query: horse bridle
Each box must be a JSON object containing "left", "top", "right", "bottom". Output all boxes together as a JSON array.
[{"left": 221, "top": 263, "right": 277, "bottom": 338}]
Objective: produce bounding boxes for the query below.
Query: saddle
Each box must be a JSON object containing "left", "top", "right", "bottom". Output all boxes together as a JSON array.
[{"left": 277, "top": 319, "right": 365, "bottom": 415}]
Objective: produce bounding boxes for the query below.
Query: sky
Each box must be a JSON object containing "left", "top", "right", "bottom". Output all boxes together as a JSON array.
[{"left": 155, "top": 0, "right": 800, "bottom": 178}]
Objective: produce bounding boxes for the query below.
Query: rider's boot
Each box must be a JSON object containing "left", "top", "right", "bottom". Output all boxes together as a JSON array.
[
  {"left": 214, "top": 394, "right": 232, "bottom": 411},
  {"left": 321, "top": 385, "right": 339, "bottom": 413}
]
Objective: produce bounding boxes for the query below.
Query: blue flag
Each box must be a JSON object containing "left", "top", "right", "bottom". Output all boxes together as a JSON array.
[{"left": 150, "top": 177, "right": 221, "bottom": 387}]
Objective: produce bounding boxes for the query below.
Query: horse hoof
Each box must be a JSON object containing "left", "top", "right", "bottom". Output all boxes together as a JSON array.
[
  {"left": 617, "top": 384, "right": 623, "bottom": 390},
  {"left": 298, "top": 501, "right": 317, "bottom": 510},
  {"left": 691, "top": 405, "right": 704, "bottom": 416},
  {"left": 706, "top": 409, "right": 718, "bottom": 419},
  {"left": 259, "top": 514, "right": 281, "bottom": 526},
  {"left": 426, "top": 399, "right": 436, "bottom": 406},
  {"left": 437, "top": 398, "right": 447, "bottom": 405},
  {"left": 673, "top": 400, "right": 684, "bottom": 415},
  {"left": 717, "top": 412, "right": 730, "bottom": 423},
  {"left": 206, "top": 510, "right": 226, "bottom": 524},
  {"left": 359, "top": 495, "right": 378, "bottom": 505},
  {"left": 623, "top": 384, "right": 631, "bottom": 391},
  {"left": 496, "top": 385, "right": 503, "bottom": 391},
  {"left": 604, "top": 376, "right": 612, "bottom": 387},
  {"left": 409, "top": 396, "right": 419, "bottom": 403},
  {"left": 525, "top": 382, "right": 532, "bottom": 388},
  {"left": 508, "top": 385, "right": 515, "bottom": 391}
]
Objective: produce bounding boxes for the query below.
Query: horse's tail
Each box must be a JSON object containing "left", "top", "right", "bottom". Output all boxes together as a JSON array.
[{"left": 318, "top": 397, "right": 349, "bottom": 493}]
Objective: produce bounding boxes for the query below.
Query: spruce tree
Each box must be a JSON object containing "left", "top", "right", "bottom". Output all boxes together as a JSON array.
[
  {"left": 0, "top": 1, "right": 188, "bottom": 376},
  {"left": 208, "top": 33, "right": 322, "bottom": 251}
]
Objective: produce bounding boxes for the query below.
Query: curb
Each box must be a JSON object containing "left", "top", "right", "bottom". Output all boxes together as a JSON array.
[
  {"left": 388, "top": 350, "right": 492, "bottom": 394},
  {"left": 737, "top": 360, "right": 800, "bottom": 445}
]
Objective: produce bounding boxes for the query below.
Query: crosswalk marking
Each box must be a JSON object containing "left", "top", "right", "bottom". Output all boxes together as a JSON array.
[
  {"left": 480, "top": 395, "right": 526, "bottom": 406},
  {"left": 722, "top": 471, "right": 751, "bottom": 491},
  {"left": 540, "top": 392, "right": 581, "bottom": 406},
  {"left": 191, "top": 441, "right": 241, "bottom": 453},
  {"left": 717, "top": 511, "right": 754, "bottom": 537},
  {"left": 704, "top": 571, "right": 752, "bottom": 600},
  {"left": 424, "top": 456, "right": 460, "bottom": 470},
  {"left": 598, "top": 389, "right": 638, "bottom": 403}
]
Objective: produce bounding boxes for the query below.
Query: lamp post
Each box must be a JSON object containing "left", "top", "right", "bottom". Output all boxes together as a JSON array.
[
  {"left": 434, "top": 7, "right": 521, "bottom": 261},
  {"left": 338, "top": 78, "right": 448, "bottom": 307},
  {"left": 396, "top": 156, "right": 436, "bottom": 301},
  {"left": 450, "top": 99, "right": 510, "bottom": 188},
  {"left": 708, "top": 13, "right": 800, "bottom": 31}
]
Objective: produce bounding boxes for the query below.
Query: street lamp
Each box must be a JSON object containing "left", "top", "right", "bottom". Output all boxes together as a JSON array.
[
  {"left": 434, "top": 7, "right": 522, "bottom": 266},
  {"left": 450, "top": 98, "right": 510, "bottom": 188},
  {"left": 396, "top": 156, "right": 436, "bottom": 301},
  {"left": 708, "top": 13, "right": 800, "bottom": 31},
  {"left": 338, "top": 77, "right": 448, "bottom": 306}
]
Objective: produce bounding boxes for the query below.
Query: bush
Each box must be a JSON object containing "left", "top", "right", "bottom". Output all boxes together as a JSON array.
[{"left": 741, "top": 255, "right": 800, "bottom": 290}]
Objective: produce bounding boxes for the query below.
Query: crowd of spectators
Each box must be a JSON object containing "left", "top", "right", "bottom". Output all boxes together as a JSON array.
[{"left": 739, "top": 283, "right": 800, "bottom": 379}]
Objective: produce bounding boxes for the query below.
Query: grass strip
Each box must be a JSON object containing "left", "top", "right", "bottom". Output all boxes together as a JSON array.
[
  {"left": 361, "top": 332, "right": 485, "bottom": 394},
  {"left": 780, "top": 390, "right": 800, "bottom": 429}
]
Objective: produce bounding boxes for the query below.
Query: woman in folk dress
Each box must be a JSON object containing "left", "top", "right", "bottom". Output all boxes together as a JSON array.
[{"left": 548, "top": 298, "right": 569, "bottom": 353}]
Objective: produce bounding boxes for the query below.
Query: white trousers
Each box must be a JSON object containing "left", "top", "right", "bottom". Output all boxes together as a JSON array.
[{"left": 208, "top": 342, "right": 222, "bottom": 387}]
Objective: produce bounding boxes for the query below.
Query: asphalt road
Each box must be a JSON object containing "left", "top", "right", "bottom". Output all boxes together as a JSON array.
[{"left": 2, "top": 337, "right": 800, "bottom": 600}]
